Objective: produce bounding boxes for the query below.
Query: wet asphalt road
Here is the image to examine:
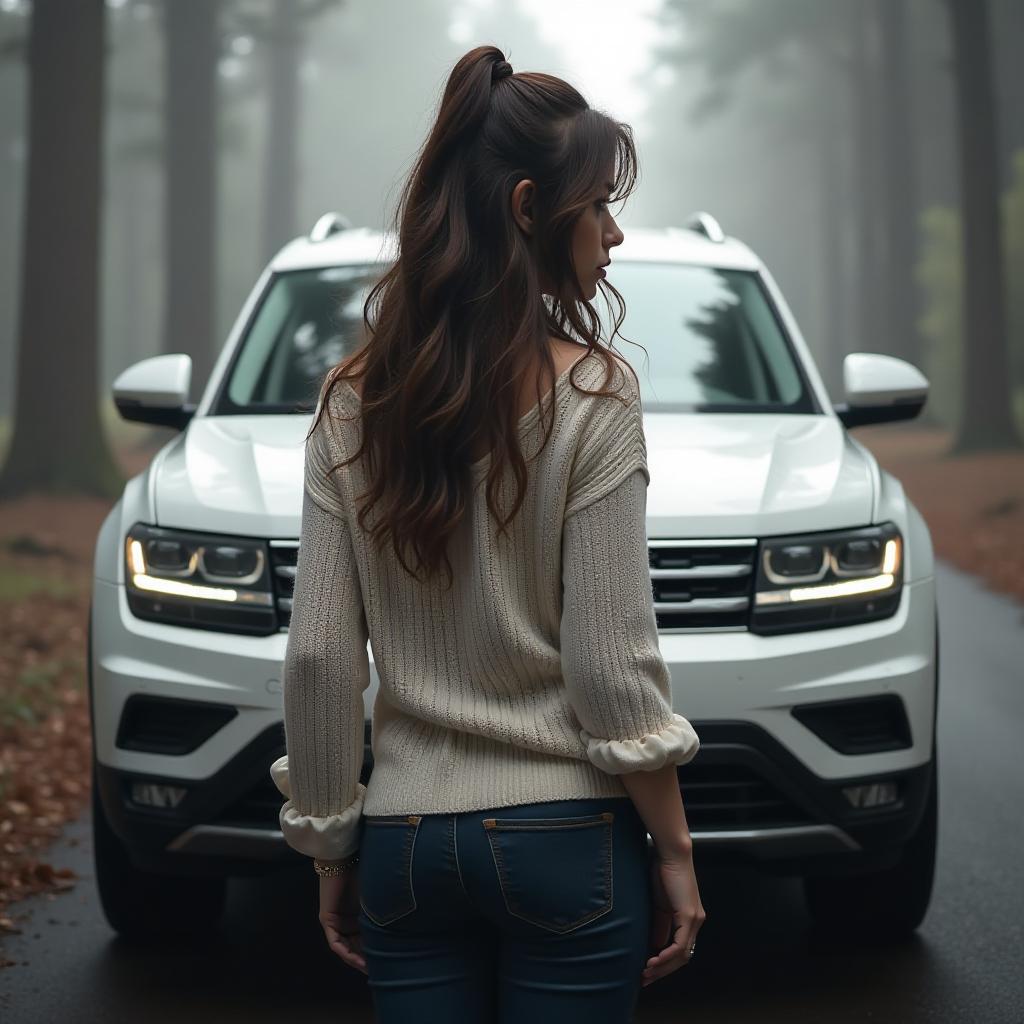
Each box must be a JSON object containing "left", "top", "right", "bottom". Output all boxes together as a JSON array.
[{"left": 1, "top": 560, "right": 1022, "bottom": 1023}]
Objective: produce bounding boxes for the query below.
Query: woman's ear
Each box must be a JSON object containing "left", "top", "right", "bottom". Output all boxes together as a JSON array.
[{"left": 511, "top": 179, "right": 535, "bottom": 236}]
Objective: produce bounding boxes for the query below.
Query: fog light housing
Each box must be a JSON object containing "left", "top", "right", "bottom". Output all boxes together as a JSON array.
[
  {"left": 842, "top": 780, "right": 899, "bottom": 809},
  {"left": 130, "top": 782, "right": 189, "bottom": 810}
]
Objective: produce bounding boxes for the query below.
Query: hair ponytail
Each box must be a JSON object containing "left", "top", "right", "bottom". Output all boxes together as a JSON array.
[{"left": 427, "top": 45, "right": 508, "bottom": 157}]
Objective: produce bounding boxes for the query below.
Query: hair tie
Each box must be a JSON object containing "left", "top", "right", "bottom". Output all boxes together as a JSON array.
[{"left": 492, "top": 59, "right": 513, "bottom": 84}]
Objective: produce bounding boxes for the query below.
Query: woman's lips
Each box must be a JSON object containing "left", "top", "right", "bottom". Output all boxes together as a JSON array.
[{"left": 597, "top": 267, "right": 607, "bottom": 278}]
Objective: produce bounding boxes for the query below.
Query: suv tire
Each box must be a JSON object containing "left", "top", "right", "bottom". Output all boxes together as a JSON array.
[
  {"left": 91, "top": 758, "right": 228, "bottom": 944},
  {"left": 802, "top": 750, "right": 938, "bottom": 940}
]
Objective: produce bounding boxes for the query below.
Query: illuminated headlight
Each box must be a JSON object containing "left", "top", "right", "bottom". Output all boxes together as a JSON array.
[
  {"left": 124, "top": 524, "right": 278, "bottom": 635},
  {"left": 752, "top": 523, "right": 903, "bottom": 634}
]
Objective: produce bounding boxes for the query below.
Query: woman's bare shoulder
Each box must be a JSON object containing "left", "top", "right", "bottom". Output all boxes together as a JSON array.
[{"left": 549, "top": 338, "right": 590, "bottom": 375}]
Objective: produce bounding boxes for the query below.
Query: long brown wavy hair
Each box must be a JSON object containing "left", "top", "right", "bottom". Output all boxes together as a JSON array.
[{"left": 309, "top": 45, "right": 641, "bottom": 588}]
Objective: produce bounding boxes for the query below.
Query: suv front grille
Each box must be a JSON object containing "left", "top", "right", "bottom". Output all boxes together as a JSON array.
[
  {"left": 648, "top": 539, "right": 756, "bottom": 632},
  {"left": 272, "top": 536, "right": 759, "bottom": 633},
  {"left": 676, "top": 760, "right": 812, "bottom": 829},
  {"left": 269, "top": 540, "right": 298, "bottom": 632}
]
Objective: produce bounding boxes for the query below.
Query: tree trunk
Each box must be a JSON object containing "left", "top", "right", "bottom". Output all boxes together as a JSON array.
[
  {"left": 818, "top": 123, "right": 849, "bottom": 400},
  {"left": 876, "top": 0, "right": 921, "bottom": 371},
  {"left": 949, "top": 0, "right": 1020, "bottom": 450},
  {"left": 163, "top": 0, "right": 218, "bottom": 403},
  {"left": 851, "top": 4, "right": 883, "bottom": 354},
  {"left": 0, "top": 0, "right": 121, "bottom": 499},
  {"left": 992, "top": 0, "right": 1024, "bottom": 187},
  {"left": 0, "top": 57, "right": 24, "bottom": 434},
  {"left": 262, "top": 0, "right": 301, "bottom": 262}
]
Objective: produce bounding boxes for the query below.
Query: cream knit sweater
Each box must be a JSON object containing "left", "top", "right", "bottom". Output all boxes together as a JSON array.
[{"left": 269, "top": 349, "right": 700, "bottom": 861}]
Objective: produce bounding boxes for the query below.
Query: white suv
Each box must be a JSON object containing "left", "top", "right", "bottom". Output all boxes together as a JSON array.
[{"left": 89, "top": 213, "right": 938, "bottom": 942}]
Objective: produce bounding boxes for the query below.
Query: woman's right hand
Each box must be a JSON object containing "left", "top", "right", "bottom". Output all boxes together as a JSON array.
[{"left": 642, "top": 847, "right": 706, "bottom": 987}]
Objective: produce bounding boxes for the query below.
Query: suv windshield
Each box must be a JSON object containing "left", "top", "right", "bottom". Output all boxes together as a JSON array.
[
  {"left": 602, "top": 262, "right": 814, "bottom": 413},
  {"left": 213, "top": 261, "right": 815, "bottom": 414},
  {"left": 214, "top": 265, "right": 384, "bottom": 414}
]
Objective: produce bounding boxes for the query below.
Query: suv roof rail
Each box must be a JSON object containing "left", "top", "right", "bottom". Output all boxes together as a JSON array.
[
  {"left": 681, "top": 211, "right": 725, "bottom": 243},
  {"left": 309, "top": 212, "right": 352, "bottom": 242}
]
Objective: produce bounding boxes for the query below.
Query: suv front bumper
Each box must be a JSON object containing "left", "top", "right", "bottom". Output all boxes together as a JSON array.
[
  {"left": 91, "top": 716, "right": 932, "bottom": 878},
  {"left": 90, "top": 576, "right": 936, "bottom": 877}
]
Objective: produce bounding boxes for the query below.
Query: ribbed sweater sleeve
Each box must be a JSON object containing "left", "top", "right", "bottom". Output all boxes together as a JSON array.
[
  {"left": 560, "top": 377, "right": 701, "bottom": 774},
  {"left": 268, "top": 418, "right": 370, "bottom": 861}
]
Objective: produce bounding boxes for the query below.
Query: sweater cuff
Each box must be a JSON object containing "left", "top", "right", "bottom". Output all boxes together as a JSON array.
[
  {"left": 269, "top": 755, "right": 366, "bottom": 861},
  {"left": 580, "top": 713, "right": 701, "bottom": 775}
]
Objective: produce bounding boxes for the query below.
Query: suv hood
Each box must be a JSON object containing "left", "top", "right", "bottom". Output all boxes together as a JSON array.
[
  {"left": 154, "top": 412, "right": 875, "bottom": 540},
  {"left": 155, "top": 416, "right": 310, "bottom": 537},
  {"left": 644, "top": 413, "right": 874, "bottom": 538}
]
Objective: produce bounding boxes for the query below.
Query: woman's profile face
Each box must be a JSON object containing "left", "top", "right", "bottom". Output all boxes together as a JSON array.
[
  {"left": 570, "top": 174, "right": 625, "bottom": 301},
  {"left": 511, "top": 167, "right": 625, "bottom": 301}
]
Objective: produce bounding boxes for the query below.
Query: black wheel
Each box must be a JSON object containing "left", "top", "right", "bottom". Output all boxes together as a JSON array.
[
  {"left": 91, "top": 761, "right": 227, "bottom": 943},
  {"left": 802, "top": 751, "right": 938, "bottom": 941}
]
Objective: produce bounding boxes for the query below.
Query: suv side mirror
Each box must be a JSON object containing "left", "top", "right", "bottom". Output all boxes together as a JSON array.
[
  {"left": 112, "top": 354, "right": 196, "bottom": 431},
  {"left": 833, "top": 352, "right": 929, "bottom": 429}
]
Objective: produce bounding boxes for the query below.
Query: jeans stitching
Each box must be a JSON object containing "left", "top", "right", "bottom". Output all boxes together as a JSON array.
[
  {"left": 452, "top": 815, "right": 472, "bottom": 900},
  {"left": 405, "top": 817, "right": 421, "bottom": 916},
  {"left": 359, "top": 816, "right": 422, "bottom": 927},
  {"left": 602, "top": 811, "right": 610, "bottom": 917},
  {"left": 484, "top": 812, "right": 611, "bottom": 830}
]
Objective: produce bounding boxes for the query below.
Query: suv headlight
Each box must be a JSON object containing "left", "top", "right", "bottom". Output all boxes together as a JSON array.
[
  {"left": 751, "top": 523, "right": 903, "bottom": 635},
  {"left": 124, "top": 524, "right": 278, "bottom": 635}
]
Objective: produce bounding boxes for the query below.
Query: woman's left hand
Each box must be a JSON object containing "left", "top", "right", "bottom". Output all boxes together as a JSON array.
[{"left": 318, "top": 868, "right": 368, "bottom": 974}]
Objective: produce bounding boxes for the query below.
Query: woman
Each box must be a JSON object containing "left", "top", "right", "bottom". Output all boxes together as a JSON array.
[{"left": 269, "top": 45, "right": 706, "bottom": 1022}]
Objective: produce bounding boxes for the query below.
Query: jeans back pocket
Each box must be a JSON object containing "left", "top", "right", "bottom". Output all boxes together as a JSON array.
[
  {"left": 483, "top": 810, "right": 614, "bottom": 934},
  {"left": 358, "top": 814, "right": 422, "bottom": 927}
]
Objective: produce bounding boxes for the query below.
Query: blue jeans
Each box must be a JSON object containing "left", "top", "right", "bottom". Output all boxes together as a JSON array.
[{"left": 357, "top": 796, "right": 652, "bottom": 1023}]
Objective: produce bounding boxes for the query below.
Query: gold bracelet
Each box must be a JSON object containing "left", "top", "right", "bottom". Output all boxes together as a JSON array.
[{"left": 314, "top": 854, "right": 360, "bottom": 877}]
